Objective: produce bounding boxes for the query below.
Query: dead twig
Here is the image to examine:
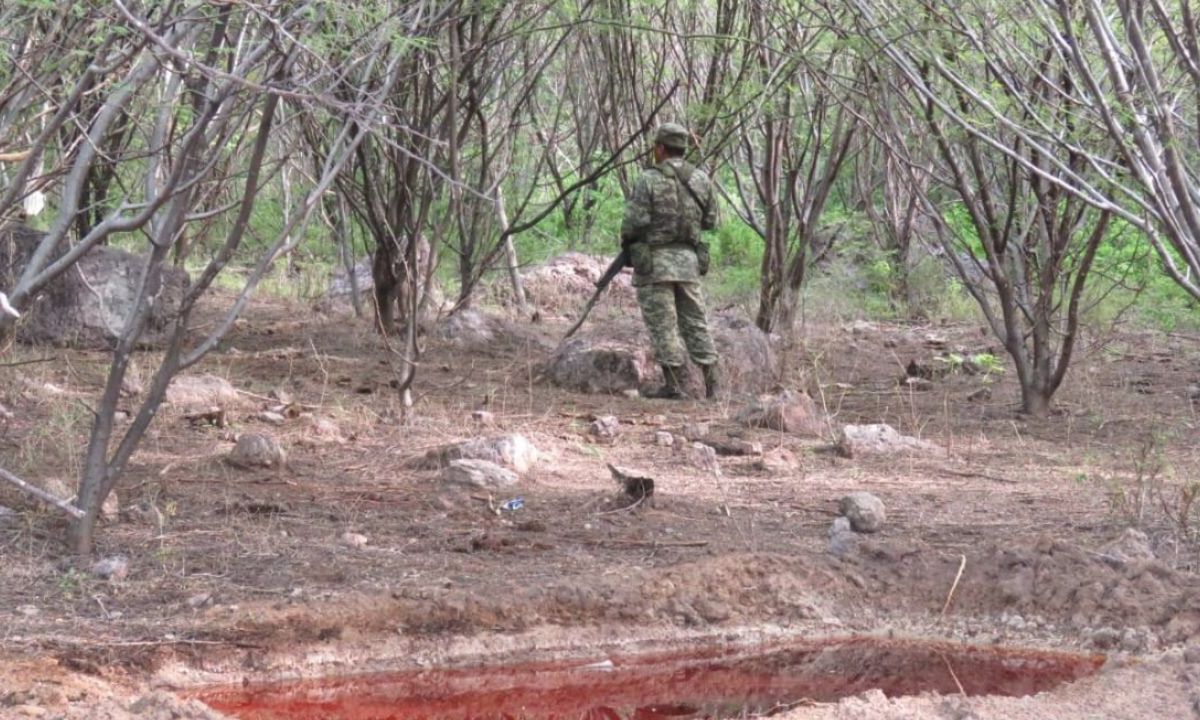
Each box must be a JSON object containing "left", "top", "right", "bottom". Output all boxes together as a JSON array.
[
  {"left": 597, "top": 494, "right": 646, "bottom": 515},
  {"left": 938, "top": 652, "right": 967, "bottom": 696},
  {"left": 234, "top": 388, "right": 321, "bottom": 410},
  {"left": 0, "top": 465, "right": 85, "bottom": 519},
  {"left": 937, "top": 467, "right": 1020, "bottom": 484},
  {"left": 941, "top": 554, "right": 967, "bottom": 617},
  {"left": 0, "top": 355, "right": 55, "bottom": 368},
  {"left": 598, "top": 539, "right": 709, "bottom": 548}
]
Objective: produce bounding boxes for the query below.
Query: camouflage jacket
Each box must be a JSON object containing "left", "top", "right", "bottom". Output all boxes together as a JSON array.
[{"left": 620, "top": 158, "right": 718, "bottom": 286}]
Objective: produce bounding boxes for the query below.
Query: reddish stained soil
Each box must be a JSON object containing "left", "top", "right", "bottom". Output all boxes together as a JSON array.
[{"left": 191, "top": 638, "right": 1106, "bottom": 720}]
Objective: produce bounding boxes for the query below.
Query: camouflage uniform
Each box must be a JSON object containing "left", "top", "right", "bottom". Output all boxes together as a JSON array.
[{"left": 620, "top": 124, "right": 719, "bottom": 375}]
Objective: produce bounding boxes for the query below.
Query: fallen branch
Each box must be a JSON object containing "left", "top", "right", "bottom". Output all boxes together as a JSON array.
[
  {"left": 0, "top": 466, "right": 85, "bottom": 519},
  {"left": 598, "top": 539, "right": 709, "bottom": 548},
  {"left": 0, "top": 291, "right": 20, "bottom": 319},
  {"left": 941, "top": 554, "right": 967, "bottom": 617},
  {"left": 0, "top": 356, "right": 55, "bottom": 368}
]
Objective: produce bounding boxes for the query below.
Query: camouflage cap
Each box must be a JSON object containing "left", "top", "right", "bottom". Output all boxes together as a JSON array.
[{"left": 653, "top": 123, "right": 690, "bottom": 150}]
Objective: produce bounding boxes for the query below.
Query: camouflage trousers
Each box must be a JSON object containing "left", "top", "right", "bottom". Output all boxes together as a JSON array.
[{"left": 636, "top": 281, "right": 718, "bottom": 368}]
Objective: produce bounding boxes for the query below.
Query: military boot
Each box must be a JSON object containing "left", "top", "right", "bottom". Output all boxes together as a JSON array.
[
  {"left": 644, "top": 364, "right": 687, "bottom": 400},
  {"left": 700, "top": 363, "right": 720, "bottom": 400}
]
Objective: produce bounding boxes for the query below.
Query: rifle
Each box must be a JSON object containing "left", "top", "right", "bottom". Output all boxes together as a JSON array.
[{"left": 561, "top": 248, "right": 630, "bottom": 341}]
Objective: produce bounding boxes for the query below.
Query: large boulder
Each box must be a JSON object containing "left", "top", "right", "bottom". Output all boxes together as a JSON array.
[
  {"left": 543, "top": 312, "right": 778, "bottom": 396},
  {"left": 543, "top": 335, "right": 656, "bottom": 395},
  {"left": 1, "top": 225, "right": 189, "bottom": 349}
]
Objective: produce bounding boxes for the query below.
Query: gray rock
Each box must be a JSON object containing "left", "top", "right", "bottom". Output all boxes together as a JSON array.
[
  {"left": 654, "top": 431, "right": 675, "bottom": 447},
  {"left": 227, "top": 433, "right": 285, "bottom": 469},
  {"left": 165, "top": 374, "right": 242, "bottom": 409},
  {"left": 543, "top": 336, "right": 655, "bottom": 395},
  {"left": 1099, "top": 528, "right": 1157, "bottom": 565},
  {"left": 839, "top": 491, "right": 887, "bottom": 533},
  {"left": 415, "top": 434, "right": 540, "bottom": 474},
  {"left": 1, "top": 224, "right": 188, "bottom": 349},
  {"left": 589, "top": 415, "right": 620, "bottom": 442},
  {"left": 1184, "top": 645, "right": 1200, "bottom": 664},
  {"left": 1089, "top": 626, "right": 1121, "bottom": 650},
  {"left": 686, "top": 442, "right": 721, "bottom": 476},
  {"left": 442, "top": 459, "right": 519, "bottom": 490},
  {"left": 836, "top": 423, "right": 936, "bottom": 459},
  {"left": 827, "top": 516, "right": 857, "bottom": 557},
  {"left": 339, "top": 531, "right": 369, "bottom": 548},
  {"left": 90, "top": 555, "right": 130, "bottom": 581},
  {"left": 754, "top": 447, "right": 799, "bottom": 473},
  {"left": 258, "top": 410, "right": 286, "bottom": 425},
  {"left": 736, "top": 390, "right": 828, "bottom": 436}
]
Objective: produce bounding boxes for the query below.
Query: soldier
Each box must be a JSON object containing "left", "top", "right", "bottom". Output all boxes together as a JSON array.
[{"left": 620, "top": 123, "right": 720, "bottom": 400}]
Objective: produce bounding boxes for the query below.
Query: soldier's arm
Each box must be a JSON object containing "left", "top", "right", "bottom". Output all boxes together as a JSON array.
[{"left": 620, "top": 173, "right": 653, "bottom": 247}]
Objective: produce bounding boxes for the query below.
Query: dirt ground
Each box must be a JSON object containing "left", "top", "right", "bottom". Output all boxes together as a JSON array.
[{"left": 2, "top": 281, "right": 1200, "bottom": 719}]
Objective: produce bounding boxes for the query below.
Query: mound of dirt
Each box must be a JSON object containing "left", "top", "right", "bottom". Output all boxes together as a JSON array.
[{"left": 519, "top": 252, "right": 635, "bottom": 312}]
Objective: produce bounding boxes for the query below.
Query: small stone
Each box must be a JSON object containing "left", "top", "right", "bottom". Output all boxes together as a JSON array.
[
  {"left": 0, "top": 402, "right": 13, "bottom": 420},
  {"left": 654, "top": 431, "right": 675, "bottom": 447},
  {"left": 100, "top": 491, "right": 119, "bottom": 522},
  {"left": 836, "top": 423, "right": 936, "bottom": 459},
  {"left": 589, "top": 415, "right": 620, "bottom": 442},
  {"left": 682, "top": 422, "right": 710, "bottom": 441},
  {"left": 1089, "top": 627, "right": 1121, "bottom": 650},
  {"left": 755, "top": 447, "right": 799, "bottom": 473},
  {"left": 472, "top": 410, "right": 496, "bottom": 425},
  {"left": 309, "top": 416, "right": 346, "bottom": 443},
  {"left": 848, "top": 320, "right": 877, "bottom": 336},
  {"left": 227, "top": 433, "right": 285, "bottom": 469},
  {"left": 967, "top": 387, "right": 992, "bottom": 402},
  {"left": 258, "top": 411, "right": 286, "bottom": 425},
  {"left": 416, "top": 434, "right": 540, "bottom": 474},
  {"left": 187, "top": 593, "right": 214, "bottom": 609},
  {"left": 1187, "top": 384, "right": 1200, "bottom": 401},
  {"left": 827, "top": 516, "right": 856, "bottom": 557},
  {"left": 91, "top": 555, "right": 130, "bottom": 581},
  {"left": 1120, "top": 627, "right": 1154, "bottom": 654},
  {"left": 622, "top": 389, "right": 641, "bottom": 399},
  {"left": 340, "top": 531, "right": 369, "bottom": 548},
  {"left": 901, "top": 376, "right": 934, "bottom": 391},
  {"left": 1184, "top": 645, "right": 1200, "bottom": 664},
  {"left": 17, "top": 604, "right": 39, "bottom": 617},
  {"left": 686, "top": 442, "right": 721, "bottom": 476},
  {"left": 442, "top": 459, "right": 519, "bottom": 490},
  {"left": 838, "top": 492, "right": 887, "bottom": 533},
  {"left": 735, "top": 390, "right": 828, "bottom": 435}
]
